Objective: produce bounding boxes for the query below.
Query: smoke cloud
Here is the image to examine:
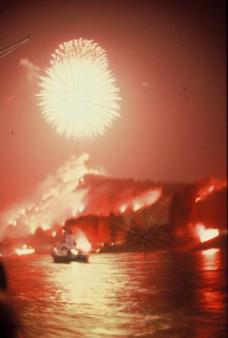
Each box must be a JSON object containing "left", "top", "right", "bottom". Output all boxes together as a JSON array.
[{"left": 19, "top": 58, "right": 40, "bottom": 82}]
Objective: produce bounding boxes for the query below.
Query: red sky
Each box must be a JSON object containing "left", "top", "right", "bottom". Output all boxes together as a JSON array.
[{"left": 0, "top": 0, "right": 226, "bottom": 212}]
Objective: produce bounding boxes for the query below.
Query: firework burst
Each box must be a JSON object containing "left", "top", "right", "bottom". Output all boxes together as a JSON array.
[{"left": 37, "top": 39, "right": 121, "bottom": 139}]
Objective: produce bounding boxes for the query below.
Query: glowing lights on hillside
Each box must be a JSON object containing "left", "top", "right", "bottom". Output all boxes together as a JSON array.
[
  {"left": 119, "top": 188, "right": 162, "bottom": 214},
  {"left": 3, "top": 153, "right": 103, "bottom": 235},
  {"left": 195, "top": 178, "right": 227, "bottom": 203},
  {"left": 119, "top": 204, "right": 127, "bottom": 213},
  {"left": 132, "top": 200, "right": 143, "bottom": 212},
  {"left": 195, "top": 223, "right": 219, "bottom": 243},
  {"left": 37, "top": 38, "right": 121, "bottom": 139}
]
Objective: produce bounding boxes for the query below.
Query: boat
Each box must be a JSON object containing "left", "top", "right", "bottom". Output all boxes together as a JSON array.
[
  {"left": 51, "top": 230, "right": 90, "bottom": 263},
  {"left": 51, "top": 253, "right": 71, "bottom": 264},
  {"left": 52, "top": 252, "right": 89, "bottom": 263},
  {"left": 51, "top": 247, "right": 89, "bottom": 264}
]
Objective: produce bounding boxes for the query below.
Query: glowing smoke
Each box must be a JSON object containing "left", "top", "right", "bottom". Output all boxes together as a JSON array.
[
  {"left": 20, "top": 58, "right": 40, "bottom": 82},
  {"left": 37, "top": 38, "right": 121, "bottom": 139}
]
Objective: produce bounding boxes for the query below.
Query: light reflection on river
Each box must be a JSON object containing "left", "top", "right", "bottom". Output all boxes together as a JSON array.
[{"left": 4, "top": 249, "right": 227, "bottom": 338}]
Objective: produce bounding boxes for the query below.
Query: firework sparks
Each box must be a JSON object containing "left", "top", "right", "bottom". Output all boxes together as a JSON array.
[{"left": 37, "top": 38, "right": 121, "bottom": 139}]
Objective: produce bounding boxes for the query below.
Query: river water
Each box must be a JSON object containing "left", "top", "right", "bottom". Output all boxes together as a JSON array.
[{"left": 3, "top": 249, "right": 227, "bottom": 338}]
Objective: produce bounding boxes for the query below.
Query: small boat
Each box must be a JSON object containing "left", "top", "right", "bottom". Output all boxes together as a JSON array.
[
  {"left": 52, "top": 230, "right": 90, "bottom": 263},
  {"left": 51, "top": 247, "right": 89, "bottom": 264}
]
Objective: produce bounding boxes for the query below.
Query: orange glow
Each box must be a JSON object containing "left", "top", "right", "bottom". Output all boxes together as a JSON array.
[
  {"left": 200, "top": 248, "right": 220, "bottom": 271},
  {"left": 132, "top": 189, "right": 162, "bottom": 211},
  {"left": 41, "top": 223, "right": 50, "bottom": 231},
  {"left": 132, "top": 200, "right": 143, "bottom": 211},
  {"left": 202, "top": 248, "right": 219, "bottom": 256},
  {"left": 75, "top": 230, "right": 92, "bottom": 253},
  {"left": 119, "top": 188, "right": 162, "bottom": 214},
  {"left": 119, "top": 204, "right": 127, "bottom": 213},
  {"left": 195, "top": 178, "right": 227, "bottom": 203},
  {"left": 195, "top": 223, "right": 219, "bottom": 243},
  {"left": 199, "top": 248, "right": 224, "bottom": 313},
  {"left": 145, "top": 189, "right": 162, "bottom": 205},
  {"left": 15, "top": 244, "right": 35, "bottom": 256}
]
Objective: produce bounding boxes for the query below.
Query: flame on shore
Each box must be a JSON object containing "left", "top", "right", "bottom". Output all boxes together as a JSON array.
[
  {"left": 195, "top": 178, "right": 227, "bottom": 203},
  {"left": 119, "top": 188, "right": 162, "bottom": 213},
  {"left": 195, "top": 223, "right": 219, "bottom": 243}
]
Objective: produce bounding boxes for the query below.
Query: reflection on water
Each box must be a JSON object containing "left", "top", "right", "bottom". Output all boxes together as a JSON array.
[{"left": 4, "top": 249, "right": 227, "bottom": 338}]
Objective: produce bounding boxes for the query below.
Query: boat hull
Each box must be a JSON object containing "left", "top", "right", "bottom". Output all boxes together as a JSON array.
[{"left": 52, "top": 253, "right": 89, "bottom": 263}]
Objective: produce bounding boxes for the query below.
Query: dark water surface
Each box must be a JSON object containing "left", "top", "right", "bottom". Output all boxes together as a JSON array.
[{"left": 4, "top": 249, "right": 227, "bottom": 338}]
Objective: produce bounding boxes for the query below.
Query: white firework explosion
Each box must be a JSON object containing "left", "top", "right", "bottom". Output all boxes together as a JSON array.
[{"left": 37, "top": 39, "right": 121, "bottom": 139}]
